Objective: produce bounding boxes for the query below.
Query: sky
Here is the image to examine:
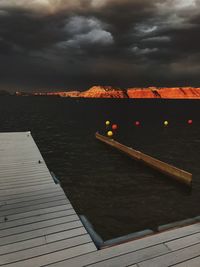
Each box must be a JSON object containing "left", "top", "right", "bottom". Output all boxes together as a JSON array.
[{"left": 0, "top": 0, "right": 200, "bottom": 91}]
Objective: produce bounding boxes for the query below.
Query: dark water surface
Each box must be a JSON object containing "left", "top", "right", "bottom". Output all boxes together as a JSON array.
[{"left": 0, "top": 97, "right": 200, "bottom": 240}]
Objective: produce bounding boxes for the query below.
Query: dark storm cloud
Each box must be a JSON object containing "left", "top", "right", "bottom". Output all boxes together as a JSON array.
[{"left": 0, "top": 0, "right": 200, "bottom": 91}]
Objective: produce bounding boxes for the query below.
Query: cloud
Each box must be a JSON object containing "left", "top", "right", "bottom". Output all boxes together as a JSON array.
[
  {"left": 90, "top": 0, "right": 108, "bottom": 8},
  {"left": 0, "top": 0, "right": 200, "bottom": 90},
  {"left": 60, "top": 16, "right": 113, "bottom": 48},
  {"left": 173, "top": 0, "right": 196, "bottom": 9},
  {"left": 0, "top": 0, "right": 84, "bottom": 14},
  {"left": 65, "top": 15, "right": 112, "bottom": 39},
  {"left": 67, "top": 29, "right": 113, "bottom": 46},
  {"left": 156, "top": 0, "right": 197, "bottom": 12},
  {"left": 142, "top": 36, "right": 171, "bottom": 43},
  {"left": 66, "top": 16, "right": 102, "bottom": 34},
  {"left": 0, "top": 10, "right": 8, "bottom": 16},
  {"left": 132, "top": 46, "right": 158, "bottom": 55},
  {"left": 136, "top": 25, "right": 158, "bottom": 35}
]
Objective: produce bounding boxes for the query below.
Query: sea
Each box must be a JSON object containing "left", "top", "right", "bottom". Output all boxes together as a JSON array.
[{"left": 0, "top": 96, "right": 200, "bottom": 240}]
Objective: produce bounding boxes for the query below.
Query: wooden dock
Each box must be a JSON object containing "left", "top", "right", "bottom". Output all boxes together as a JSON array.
[
  {"left": 96, "top": 132, "right": 192, "bottom": 186},
  {"left": 0, "top": 132, "right": 97, "bottom": 266},
  {"left": 0, "top": 132, "right": 200, "bottom": 266}
]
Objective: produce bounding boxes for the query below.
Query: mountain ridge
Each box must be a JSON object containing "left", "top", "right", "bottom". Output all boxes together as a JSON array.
[
  {"left": 64, "top": 86, "right": 200, "bottom": 99},
  {"left": 16, "top": 86, "right": 200, "bottom": 99}
]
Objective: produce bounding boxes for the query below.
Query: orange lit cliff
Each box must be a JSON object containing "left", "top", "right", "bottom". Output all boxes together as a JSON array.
[
  {"left": 127, "top": 87, "right": 200, "bottom": 99},
  {"left": 78, "top": 86, "right": 200, "bottom": 99},
  {"left": 16, "top": 86, "right": 200, "bottom": 99},
  {"left": 78, "top": 86, "right": 128, "bottom": 98}
]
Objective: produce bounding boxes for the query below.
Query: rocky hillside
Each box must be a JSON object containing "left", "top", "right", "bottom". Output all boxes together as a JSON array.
[
  {"left": 62, "top": 86, "right": 200, "bottom": 99},
  {"left": 78, "top": 86, "right": 128, "bottom": 98},
  {"left": 60, "top": 91, "right": 80, "bottom": 97},
  {"left": 127, "top": 87, "right": 200, "bottom": 99},
  {"left": 17, "top": 86, "right": 200, "bottom": 99}
]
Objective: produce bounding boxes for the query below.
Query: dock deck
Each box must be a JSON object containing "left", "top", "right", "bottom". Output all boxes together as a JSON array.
[{"left": 0, "top": 132, "right": 200, "bottom": 266}]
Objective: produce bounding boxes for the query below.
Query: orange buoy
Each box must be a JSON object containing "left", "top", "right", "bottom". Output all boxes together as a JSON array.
[{"left": 112, "top": 124, "right": 118, "bottom": 130}]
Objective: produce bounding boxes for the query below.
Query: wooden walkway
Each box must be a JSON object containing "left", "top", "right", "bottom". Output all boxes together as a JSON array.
[
  {"left": 0, "top": 132, "right": 200, "bottom": 266},
  {"left": 0, "top": 132, "right": 97, "bottom": 266}
]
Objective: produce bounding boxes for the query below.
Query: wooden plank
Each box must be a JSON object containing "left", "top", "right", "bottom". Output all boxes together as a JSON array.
[
  {"left": 0, "top": 145, "right": 42, "bottom": 152},
  {"left": 0, "top": 169, "right": 48, "bottom": 176},
  {"left": 0, "top": 142, "right": 41, "bottom": 148},
  {"left": 0, "top": 179, "right": 53, "bottom": 187},
  {"left": 0, "top": 209, "right": 76, "bottom": 230},
  {"left": 0, "top": 146, "right": 40, "bottom": 150},
  {"left": 0, "top": 148, "right": 40, "bottom": 153},
  {"left": 0, "top": 177, "right": 50, "bottom": 185},
  {"left": 0, "top": 162, "right": 46, "bottom": 169},
  {"left": 0, "top": 181, "right": 54, "bottom": 190},
  {"left": 0, "top": 157, "right": 44, "bottom": 163},
  {"left": 0, "top": 143, "right": 37, "bottom": 147},
  {"left": 0, "top": 182, "right": 55, "bottom": 193},
  {"left": 46, "top": 244, "right": 169, "bottom": 267},
  {"left": 46, "top": 227, "right": 88, "bottom": 243},
  {"left": 0, "top": 184, "right": 59, "bottom": 197},
  {"left": 0, "top": 174, "right": 51, "bottom": 182},
  {"left": 138, "top": 243, "right": 200, "bottom": 267},
  {"left": 173, "top": 256, "right": 200, "bottom": 267},
  {"left": 0, "top": 215, "right": 79, "bottom": 238},
  {"left": 0, "top": 200, "right": 71, "bottom": 217},
  {"left": 96, "top": 132, "right": 192, "bottom": 186},
  {"left": 0, "top": 158, "right": 44, "bottom": 163},
  {"left": 0, "top": 228, "right": 88, "bottom": 256},
  {"left": 0, "top": 175, "right": 52, "bottom": 184},
  {"left": 165, "top": 233, "right": 200, "bottom": 251},
  {"left": 0, "top": 169, "right": 47, "bottom": 176},
  {"left": 0, "top": 156, "right": 42, "bottom": 161},
  {"left": 87, "top": 244, "right": 170, "bottom": 267},
  {"left": 0, "top": 176, "right": 52, "bottom": 184},
  {"left": 1, "top": 204, "right": 73, "bottom": 222},
  {"left": 1, "top": 243, "right": 96, "bottom": 267},
  {"left": 0, "top": 195, "right": 68, "bottom": 212},
  {"left": 0, "top": 221, "right": 83, "bottom": 246},
  {"left": 48, "top": 224, "right": 200, "bottom": 267},
  {"left": 0, "top": 235, "right": 92, "bottom": 265},
  {"left": 0, "top": 153, "right": 41, "bottom": 158},
  {"left": 0, "top": 185, "right": 62, "bottom": 198},
  {"left": 0, "top": 187, "right": 63, "bottom": 202},
  {"left": 0, "top": 237, "right": 46, "bottom": 256},
  {"left": 0, "top": 146, "right": 31, "bottom": 150},
  {"left": 0, "top": 132, "right": 30, "bottom": 135},
  {"left": 0, "top": 170, "right": 48, "bottom": 178},
  {"left": 2, "top": 191, "right": 65, "bottom": 205},
  {"left": 0, "top": 150, "right": 35, "bottom": 154},
  {"left": 0, "top": 148, "right": 39, "bottom": 153},
  {"left": 0, "top": 146, "right": 42, "bottom": 152}
]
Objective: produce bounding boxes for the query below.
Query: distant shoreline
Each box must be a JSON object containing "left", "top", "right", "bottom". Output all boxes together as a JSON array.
[{"left": 13, "top": 86, "right": 200, "bottom": 99}]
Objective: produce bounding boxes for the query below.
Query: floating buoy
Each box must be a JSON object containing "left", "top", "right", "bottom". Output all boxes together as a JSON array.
[
  {"left": 188, "top": 119, "right": 193, "bottom": 125},
  {"left": 135, "top": 121, "right": 140, "bottom": 126},
  {"left": 112, "top": 124, "right": 118, "bottom": 130},
  {"left": 105, "top": 120, "right": 110, "bottom": 126},
  {"left": 107, "top": 131, "right": 113, "bottom": 137},
  {"left": 164, "top": 120, "right": 169, "bottom": 126}
]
